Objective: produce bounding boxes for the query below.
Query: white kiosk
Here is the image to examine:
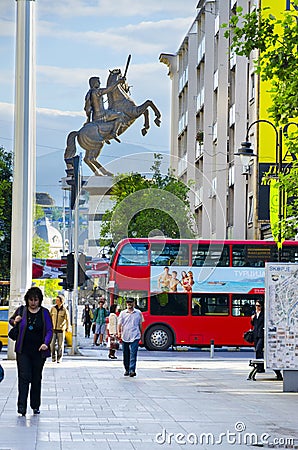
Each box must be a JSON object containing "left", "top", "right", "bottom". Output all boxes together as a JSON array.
[{"left": 265, "top": 262, "right": 298, "bottom": 392}]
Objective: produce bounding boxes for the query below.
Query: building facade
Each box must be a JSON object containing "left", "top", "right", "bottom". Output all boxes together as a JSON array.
[{"left": 160, "top": 0, "right": 265, "bottom": 240}]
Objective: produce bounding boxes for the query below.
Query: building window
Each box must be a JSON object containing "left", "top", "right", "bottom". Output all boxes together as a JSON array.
[
  {"left": 250, "top": 73, "right": 255, "bottom": 101},
  {"left": 228, "top": 186, "right": 234, "bottom": 227}
]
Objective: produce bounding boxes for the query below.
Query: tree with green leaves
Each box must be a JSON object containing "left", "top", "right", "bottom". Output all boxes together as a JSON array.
[
  {"left": 32, "top": 203, "right": 50, "bottom": 259},
  {"left": 32, "top": 235, "right": 50, "bottom": 259},
  {"left": 0, "top": 147, "right": 12, "bottom": 279},
  {"left": 100, "top": 154, "right": 196, "bottom": 244},
  {"left": 222, "top": 2, "right": 298, "bottom": 239}
]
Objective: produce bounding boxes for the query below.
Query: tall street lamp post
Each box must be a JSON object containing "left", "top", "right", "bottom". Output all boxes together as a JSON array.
[
  {"left": 234, "top": 133, "right": 257, "bottom": 240},
  {"left": 236, "top": 119, "right": 298, "bottom": 249}
]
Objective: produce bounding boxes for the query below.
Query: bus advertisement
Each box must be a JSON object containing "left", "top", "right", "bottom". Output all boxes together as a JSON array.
[{"left": 107, "top": 238, "right": 298, "bottom": 351}]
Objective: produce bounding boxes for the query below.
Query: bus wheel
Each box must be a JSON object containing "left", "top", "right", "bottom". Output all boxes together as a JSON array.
[{"left": 145, "top": 325, "right": 173, "bottom": 351}]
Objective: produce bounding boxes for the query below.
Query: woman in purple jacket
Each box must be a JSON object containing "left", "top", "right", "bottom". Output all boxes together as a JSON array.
[{"left": 9, "top": 287, "right": 53, "bottom": 416}]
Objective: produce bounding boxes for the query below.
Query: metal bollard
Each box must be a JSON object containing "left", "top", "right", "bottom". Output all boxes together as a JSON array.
[{"left": 210, "top": 339, "right": 214, "bottom": 358}]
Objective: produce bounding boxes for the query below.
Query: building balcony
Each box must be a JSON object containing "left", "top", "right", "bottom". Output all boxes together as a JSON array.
[{"left": 196, "top": 141, "right": 204, "bottom": 159}]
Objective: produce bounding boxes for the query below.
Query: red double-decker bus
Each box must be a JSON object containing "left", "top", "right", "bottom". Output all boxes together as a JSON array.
[{"left": 108, "top": 238, "right": 298, "bottom": 350}]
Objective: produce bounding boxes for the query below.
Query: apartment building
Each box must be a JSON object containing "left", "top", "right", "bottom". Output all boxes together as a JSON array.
[{"left": 160, "top": 0, "right": 264, "bottom": 240}]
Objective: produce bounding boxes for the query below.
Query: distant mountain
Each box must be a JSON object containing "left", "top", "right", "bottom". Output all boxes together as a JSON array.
[{"left": 36, "top": 141, "right": 170, "bottom": 206}]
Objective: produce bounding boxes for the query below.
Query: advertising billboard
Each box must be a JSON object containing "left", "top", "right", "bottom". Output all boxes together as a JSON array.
[{"left": 265, "top": 263, "right": 298, "bottom": 370}]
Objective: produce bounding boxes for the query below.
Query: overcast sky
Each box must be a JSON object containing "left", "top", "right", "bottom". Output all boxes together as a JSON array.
[{"left": 0, "top": 0, "right": 197, "bottom": 205}]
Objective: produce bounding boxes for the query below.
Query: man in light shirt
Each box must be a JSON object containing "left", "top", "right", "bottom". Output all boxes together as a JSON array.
[{"left": 117, "top": 299, "right": 143, "bottom": 377}]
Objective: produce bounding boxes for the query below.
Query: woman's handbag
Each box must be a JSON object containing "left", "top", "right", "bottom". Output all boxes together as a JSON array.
[
  {"left": 109, "top": 334, "right": 119, "bottom": 350},
  {"left": 110, "top": 340, "right": 119, "bottom": 350},
  {"left": 8, "top": 325, "right": 19, "bottom": 341},
  {"left": 8, "top": 305, "right": 24, "bottom": 341},
  {"left": 0, "top": 364, "right": 4, "bottom": 383},
  {"left": 243, "top": 329, "right": 254, "bottom": 343}
]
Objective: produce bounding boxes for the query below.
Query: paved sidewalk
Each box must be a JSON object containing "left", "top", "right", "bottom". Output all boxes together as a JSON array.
[{"left": 0, "top": 344, "right": 298, "bottom": 449}]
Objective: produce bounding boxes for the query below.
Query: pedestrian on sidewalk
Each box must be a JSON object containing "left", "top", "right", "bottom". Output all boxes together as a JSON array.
[
  {"left": 92, "top": 297, "right": 109, "bottom": 346},
  {"left": 117, "top": 299, "right": 143, "bottom": 377},
  {"left": 81, "top": 303, "right": 93, "bottom": 338},
  {"left": 107, "top": 304, "right": 119, "bottom": 359},
  {"left": 9, "top": 286, "right": 53, "bottom": 416},
  {"left": 50, "top": 294, "right": 71, "bottom": 363},
  {"left": 251, "top": 300, "right": 265, "bottom": 373},
  {"left": 251, "top": 299, "right": 282, "bottom": 380}
]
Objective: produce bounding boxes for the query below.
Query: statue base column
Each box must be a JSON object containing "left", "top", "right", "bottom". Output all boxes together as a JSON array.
[{"left": 84, "top": 176, "right": 114, "bottom": 257}]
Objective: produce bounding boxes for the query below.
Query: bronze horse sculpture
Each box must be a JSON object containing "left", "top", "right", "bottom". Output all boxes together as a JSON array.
[{"left": 64, "top": 68, "right": 162, "bottom": 175}]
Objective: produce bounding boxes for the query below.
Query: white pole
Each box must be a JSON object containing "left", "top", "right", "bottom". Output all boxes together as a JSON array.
[
  {"left": 8, "top": 0, "right": 36, "bottom": 359},
  {"left": 70, "top": 200, "right": 79, "bottom": 355},
  {"left": 70, "top": 157, "right": 81, "bottom": 355}
]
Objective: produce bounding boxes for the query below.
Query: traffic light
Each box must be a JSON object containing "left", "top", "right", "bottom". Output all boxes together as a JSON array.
[
  {"left": 78, "top": 253, "right": 92, "bottom": 287},
  {"left": 58, "top": 253, "right": 75, "bottom": 291},
  {"left": 58, "top": 255, "right": 70, "bottom": 290},
  {"left": 65, "top": 155, "right": 80, "bottom": 209},
  {"left": 66, "top": 253, "right": 74, "bottom": 290},
  {"left": 59, "top": 253, "right": 92, "bottom": 289},
  {"left": 58, "top": 256, "right": 67, "bottom": 289}
]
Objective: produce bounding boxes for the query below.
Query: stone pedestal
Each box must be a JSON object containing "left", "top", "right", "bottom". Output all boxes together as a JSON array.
[
  {"left": 83, "top": 176, "right": 114, "bottom": 257},
  {"left": 283, "top": 370, "right": 298, "bottom": 392}
]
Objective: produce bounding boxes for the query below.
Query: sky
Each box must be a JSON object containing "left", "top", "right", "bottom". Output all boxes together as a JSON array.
[{"left": 0, "top": 0, "right": 197, "bottom": 206}]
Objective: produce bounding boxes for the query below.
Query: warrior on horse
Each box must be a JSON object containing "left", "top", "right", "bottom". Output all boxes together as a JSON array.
[
  {"left": 84, "top": 75, "right": 126, "bottom": 144},
  {"left": 64, "top": 55, "right": 161, "bottom": 176}
]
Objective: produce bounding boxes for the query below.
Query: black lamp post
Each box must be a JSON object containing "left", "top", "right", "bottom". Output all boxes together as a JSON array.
[
  {"left": 99, "top": 242, "right": 115, "bottom": 259},
  {"left": 236, "top": 119, "right": 298, "bottom": 248},
  {"left": 234, "top": 139, "right": 257, "bottom": 239},
  {"left": 235, "top": 141, "right": 257, "bottom": 175}
]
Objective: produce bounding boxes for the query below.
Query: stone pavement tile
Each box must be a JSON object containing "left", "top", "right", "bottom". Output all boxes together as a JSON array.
[
  {"left": 60, "top": 442, "right": 111, "bottom": 450},
  {"left": 36, "top": 443, "right": 62, "bottom": 450},
  {"left": 0, "top": 428, "right": 38, "bottom": 450},
  {"left": 108, "top": 443, "right": 136, "bottom": 450},
  {"left": 1, "top": 352, "right": 298, "bottom": 449},
  {"left": 133, "top": 441, "right": 188, "bottom": 449}
]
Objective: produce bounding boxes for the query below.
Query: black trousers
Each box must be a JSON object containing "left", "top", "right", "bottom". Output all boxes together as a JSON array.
[
  {"left": 16, "top": 352, "right": 45, "bottom": 413},
  {"left": 255, "top": 337, "right": 265, "bottom": 371},
  {"left": 84, "top": 322, "right": 91, "bottom": 337}
]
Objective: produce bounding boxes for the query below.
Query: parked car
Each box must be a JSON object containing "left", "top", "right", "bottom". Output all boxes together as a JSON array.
[{"left": 0, "top": 306, "right": 9, "bottom": 350}]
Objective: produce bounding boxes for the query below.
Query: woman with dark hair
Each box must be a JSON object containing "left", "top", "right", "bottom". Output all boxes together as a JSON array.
[
  {"left": 107, "top": 304, "right": 118, "bottom": 359},
  {"left": 251, "top": 299, "right": 283, "bottom": 380},
  {"left": 251, "top": 300, "right": 265, "bottom": 372},
  {"left": 81, "top": 303, "right": 93, "bottom": 338},
  {"left": 9, "top": 286, "right": 53, "bottom": 416}
]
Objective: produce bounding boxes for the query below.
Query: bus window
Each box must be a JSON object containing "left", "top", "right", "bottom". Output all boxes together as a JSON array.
[
  {"left": 232, "top": 245, "right": 273, "bottom": 267},
  {"left": 279, "top": 247, "right": 298, "bottom": 263},
  {"left": 114, "top": 290, "right": 148, "bottom": 312},
  {"left": 232, "top": 294, "right": 263, "bottom": 316},
  {"left": 117, "top": 243, "right": 149, "bottom": 266},
  {"left": 150, "top": 293, "right": 188, "bottom": 316},
  {"left": 150, "top": 243, "right": 189, "bottom": 266},
  {"left": 191, "top": 294, "right": 229, "bottom": 316},
  {"left": 192, "top": 244, "right": 229, "bottom": 267}
]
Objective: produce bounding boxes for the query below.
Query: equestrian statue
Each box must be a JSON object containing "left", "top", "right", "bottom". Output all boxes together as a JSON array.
[{"left": 64, "top": 55, "right": 162, "bottom": 175}]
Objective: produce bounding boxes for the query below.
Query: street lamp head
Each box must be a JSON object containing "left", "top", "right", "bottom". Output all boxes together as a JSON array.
[{"left": 235, "top": 141, "right": 257, "bottom": 168}]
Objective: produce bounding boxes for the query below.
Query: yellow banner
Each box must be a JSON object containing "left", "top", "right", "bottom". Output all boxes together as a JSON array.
[
  {"left": 269, "top": 179, "right": 279, "bottom": 242},
  {"left": 269, "top": 179, "right": 287, "bottom": 247},
  {"left": 259, "top": 0, "right": 297, "bottom": 164}
]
